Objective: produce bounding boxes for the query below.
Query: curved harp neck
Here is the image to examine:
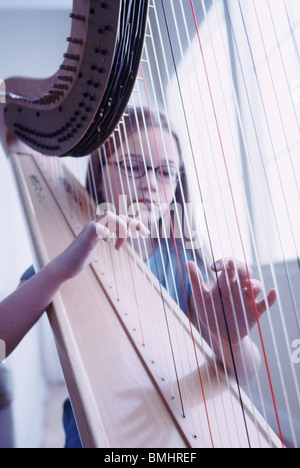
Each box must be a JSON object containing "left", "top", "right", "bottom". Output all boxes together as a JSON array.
[{"left": 0, "top": 0, "right": 149, "bottom": 158}]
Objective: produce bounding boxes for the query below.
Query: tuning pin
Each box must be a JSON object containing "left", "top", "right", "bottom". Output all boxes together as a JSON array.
[
  {"left": 57, "top": 75, "right": 73, "bottom": 83},
  {"left": 60, "top": 64, "right": 77, "bottom": 73},
  {"left": 49, "top": 90, "right": 64, "bottom": 97},
  {"left": 52, "top": 83, "right": 69, "bottom": 90},
  {"left": 69, "top": 13, "right": 86, "bottom": 22},
  {"left": 64, "top": 53, "right": 80, "bottom": 62},
  {"left": 66, "top": 37, "right": 83, "bottom": 46}
]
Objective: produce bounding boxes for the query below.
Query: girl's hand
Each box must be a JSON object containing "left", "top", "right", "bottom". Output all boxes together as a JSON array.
[
  {"left": 186, "top": 258, "right": 277, "bottom": 345},
  {"left": 54, "top": 212, "right": 150, "bottom": 281},
  {"left": 96, "top": 210, "right": 150, "bottom": 251}
]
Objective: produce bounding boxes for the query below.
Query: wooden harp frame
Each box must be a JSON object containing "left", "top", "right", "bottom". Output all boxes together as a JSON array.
[{"left": 0, "top": 0, "right": 296, "bottom": 449}]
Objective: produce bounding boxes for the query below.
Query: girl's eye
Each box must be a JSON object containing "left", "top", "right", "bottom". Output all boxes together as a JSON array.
[
  {"left": 120, "top": 162, "right": 133, "bottom": 171},
  {"left": 131, "top": 165, "right": 140, "bottom": 174},
  {"left": 120, "top": 161, "right": 141, "bottom": 176},
  {"left": 161, "top": 167, "right": 177, "bottom": 178}
]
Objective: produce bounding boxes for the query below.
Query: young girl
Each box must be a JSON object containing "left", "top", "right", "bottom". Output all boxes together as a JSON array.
[
  {"left": 58, "top": 106, "right": 276, "bottom": 449},
  {"left": 86, "top": 106, "right": 277, "bottom": 384}
]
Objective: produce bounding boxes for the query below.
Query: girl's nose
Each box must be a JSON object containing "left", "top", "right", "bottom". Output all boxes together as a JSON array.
[{"left": 144, "top": 168, "right": 157, "bottom": 191}]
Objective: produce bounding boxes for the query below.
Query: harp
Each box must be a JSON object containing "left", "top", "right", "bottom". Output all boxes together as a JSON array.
[{"left": 0, "top": 0, "right": 299, "bottom": 448}]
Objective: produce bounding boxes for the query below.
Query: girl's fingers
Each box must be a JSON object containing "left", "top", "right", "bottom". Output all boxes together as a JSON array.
[
  {"left": 212, "top": 258, "right": 253, "bottom": 285},
  {"left": 185, "top": 261, "right": 209, "bottom": 297},
  {"left": 115, "top": 237, "right": 127, "bottom": 251},
  {"left": 245, "top": 279, "right": 263, "bottom": 299},
  {"left": 94, "top": 222, "right": 110, "bottom": 242},
  {"left": 120, "top": 215, "right": 150, "bottom": 238},
  {"left": 96, "top": 211, "right": 150, "bottom": 240},
  {"left": 257, "top": 289, "right": 277, "bottom": 317},
  {"left": 95, "top": 211, "right": 150, "bottom": 251}
]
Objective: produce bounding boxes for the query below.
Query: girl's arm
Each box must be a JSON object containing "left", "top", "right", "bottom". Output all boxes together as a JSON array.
[
  {"left": 0, "top": 215, "right": 149, "bottom": 358},
  {"left": 0, "top": 255, "right": 72, "bottom": 358}
]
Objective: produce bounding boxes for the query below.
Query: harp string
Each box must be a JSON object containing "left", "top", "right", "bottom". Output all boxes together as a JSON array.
[
  {"left": 106, "top": 137, "right": 147, "bottom": 345},
  {"left": 283, "top": 0, "right": 300, "bottom": 64},
  {"left": 161, "top": 6, "right": 260, "bottom": 447},
  {"left": 190, "top": 0, "right": 296, "bottom": 445},
  {"left": 157, "top": 0, "right": 257, "bottom": 446},
  {"left": 211, "top": 0, "right": 299, "bottom": 445},
  {"left": 161, "top": 0, "right": 294, "bottom": 444},
  {"left": 233, "top": 0, "right": 300, "bottom": 204},
  {"left": 84, "top": 152, "right": 110, "bottom": 278},
  {"left": 138, "top": 25, "right": 239, "bottom": 448},
  {"left": 194, "top": 0, "right": 283, "bottom": 445},
  {"left": 139, "top": 61, "right": 218, "bottom": 446},
  {"left": 91, "top": 152, "right": 117, "bottom": 279},
  {"left": 138, "top": 5, "right": 270, "bottom": 436},
  {"left": 69, "top": 157, "right": 85, "bottom": 230},
  {"left": 125, "top": 109, "right": 214, "bottom": 442},
  {"left": 223, "top": 0, "right": 299, "bottom": 445},
  {"left": 126, "top": 111, "right": 190, "bottom": 419},
  {"left": 97, "top": 145, "right": 124, "bottom": 296},
  {"left": 117, "top": 108, "right": 205, "bottom": 430},
  {"left": 265, "top": 0, "right": 300, "bottom": 251},
  {"left": 125, "top": 97, "right": 217, "bottom": 436},
  {"left": 147, "top": 1, "right": 249, "bottom": 433},
  {"left": 143, "top": 0, "right": 262, "bottom": 446},
  {"left": 126, "top": 98, "right": 224, "bottom": 433},
  {"left": 125, "top": 104, "right": 223, "bottom": 442},
  {"left": 226, "top": 0, "right": 300, "bottom": 285},
  {"left": 112, "top": 115, "right": 189, "bottom": 413},
  {"left": 224, "top": 0, "right": 300, "bottom": 445},
  {"left": 125, "top": 100, "right": 221, "bottom": 443},
  {"left": 171, "top": 0, "right": 262, "bottom": 426},
  {"left": 267, "top": 1, "right": 300, "bottom": 142},
  {"left": 113, "top": 75, "right": 211, "bottom": 436},
  {"left": 236, "top": 0, "right": 300, "bottom": 326},
  {"left": 102, "top": 142, "right": 141, "bottom": 305},
  {"left": 232, "top": 0, "right": 300, "bottom": 443},
  {"left": 185, "top": 0, "right": 263, "bottom": 392},
  {"left": 138, "top": 54, "right": 251, "bottom": 446},
  {"left": 110, "top": 123, "right": 177, "bottom": 389},
  {"left": 127, "top": 72, "right": 204, "bottom": 431},
  {"left": 103, "top": 116, "right": 189, "bottom": 415},
  {"left": 217, "top": 0, "right": 299, "bottom": 444},
  {"left": 104, "top": 12, "right": 214, "bottom": 436},
  {"left": 67, "top": 3, "right": 299, "bottom": 448},
  {"left": 199, "top": 0, "right": 286, "bottom": 442}
]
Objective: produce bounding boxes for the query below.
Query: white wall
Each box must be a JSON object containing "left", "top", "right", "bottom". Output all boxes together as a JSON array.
[{"left": 0, "top": 8, "right": 70, "bottom": 448}]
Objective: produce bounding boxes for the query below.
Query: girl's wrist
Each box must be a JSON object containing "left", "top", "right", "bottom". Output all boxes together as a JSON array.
[{"left": 45, "top": 255, "right": 71, "bottom": 286}]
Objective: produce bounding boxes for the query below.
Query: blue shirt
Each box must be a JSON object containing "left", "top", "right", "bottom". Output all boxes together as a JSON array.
[{"left": 147, "top": 240, "right": 205, "bottom": 316}]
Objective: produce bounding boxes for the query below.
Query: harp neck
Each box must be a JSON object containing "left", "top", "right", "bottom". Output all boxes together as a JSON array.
[{"left": 0, "top": 0, "right": 149, "bottom": 158}]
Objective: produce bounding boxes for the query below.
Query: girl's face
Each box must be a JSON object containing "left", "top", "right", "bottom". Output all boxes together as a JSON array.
[{"left": 99, "top": 127, "right": 181, "bottom": 225}]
